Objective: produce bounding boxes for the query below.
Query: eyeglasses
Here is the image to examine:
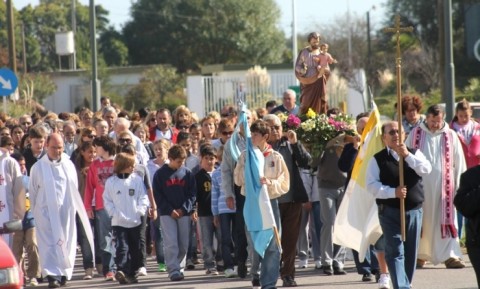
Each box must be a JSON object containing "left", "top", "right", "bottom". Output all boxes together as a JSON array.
[
  {"left": 85, "top": 134, "right": 96, "bottom": 139},
  {"left": 119, "top": 138, "right": 132, "bottom": 144},
  {"left": 222, "top": 131, "right": 234, "bottom": 136},
  {"left": 270, "top": 125, "right": 281, "bottom": 131},
  {"left": 387, "top": 129, "right": 399, "bottom": 136}
]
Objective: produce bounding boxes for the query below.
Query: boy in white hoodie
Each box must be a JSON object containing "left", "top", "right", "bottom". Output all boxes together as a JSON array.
[{"left": 103, "top": 152, "right": 149, "bottom": 284}]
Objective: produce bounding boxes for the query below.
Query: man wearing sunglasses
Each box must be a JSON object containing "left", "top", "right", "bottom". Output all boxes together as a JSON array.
[{"left": 366, "top": 121, "right": 432, "bottom": 289}]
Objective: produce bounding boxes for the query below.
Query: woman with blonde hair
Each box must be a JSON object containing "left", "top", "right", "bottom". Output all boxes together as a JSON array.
[
  {"left": 173, "top": 105, "right": 193, "bottom": 128},
  {"left": 144, "top": 111, "right": 157, "bottom": 130}
]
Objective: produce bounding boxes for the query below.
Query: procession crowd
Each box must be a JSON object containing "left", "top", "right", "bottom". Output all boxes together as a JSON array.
[
  {"left": 0, "top": 28, "right": 478, "bottom": 289},
  {"left": 0, "top": 89, "right": 479, "bottom": 289}
]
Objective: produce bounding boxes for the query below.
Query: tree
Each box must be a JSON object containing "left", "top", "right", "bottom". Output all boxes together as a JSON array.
[
  {"left": 18, "top": 0, "right": 110, "bottom": 72},
  {"left": 124, "top": 65, "right": 186, "bottom": 112},
  {"left": 123, "top": 0, "right": 286, "bottom": 72},
  {"left": 382, "top": 0, "right": 480, "bottom": 91},
  {"left": 19, "top": 73, "right": 57, "bottom": 104},
  {"left": 99, "top": 27, "right": 129, "bottom": 67}
]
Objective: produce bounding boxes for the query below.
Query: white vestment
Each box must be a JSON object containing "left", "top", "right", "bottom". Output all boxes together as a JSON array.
[
  {"left": 405, "top": 122, "right": 466, "bottom": 264},
  {"left": 0, "top": 151, "right": 25, "bottom": 247},
  {"left": 29, "top": 154, "right": 93, "bottom": 279}
]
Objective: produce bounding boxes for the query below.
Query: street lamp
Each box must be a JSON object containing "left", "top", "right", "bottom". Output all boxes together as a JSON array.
[
  {"left": 366, "top": 6, "right": 376, "bottom": 110},
  {"left": 90, "top": 0, "right": 100, "bottom": 112}
]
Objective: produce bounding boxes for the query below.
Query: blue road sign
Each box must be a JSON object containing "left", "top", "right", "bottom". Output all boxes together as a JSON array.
[{"left": 0, "top": 68, "right": 18, "bottom": 96}]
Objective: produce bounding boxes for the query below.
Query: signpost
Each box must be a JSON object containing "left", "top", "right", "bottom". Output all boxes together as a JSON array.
[{"left": 0, "top": 68, "right": 19, "bottom": 114}]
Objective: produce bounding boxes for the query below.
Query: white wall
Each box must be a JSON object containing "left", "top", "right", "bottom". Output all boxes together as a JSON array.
[{"left": 43, "top": 67, "right": 149, "bottom": 113}]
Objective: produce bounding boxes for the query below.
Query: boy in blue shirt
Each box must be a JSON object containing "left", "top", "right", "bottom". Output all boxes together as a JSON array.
[{"left": 152, "top": 145, "right": 196, "bottom": 281}]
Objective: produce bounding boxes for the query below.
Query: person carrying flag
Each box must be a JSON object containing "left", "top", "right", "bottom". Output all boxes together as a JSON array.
[{"left": 234, "top": 119, "right": 290, "bottom": 289}]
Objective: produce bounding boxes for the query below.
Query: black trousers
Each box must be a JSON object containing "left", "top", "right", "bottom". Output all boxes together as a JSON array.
[
  {"left": 234, "top": 191, "right": 248, "bottom": 264},
  {"left": 113, "top": 224, "right": 143, "bottom": 277},
  {"left": 467, "top": 244, "right": 480, "bottom": 289}
]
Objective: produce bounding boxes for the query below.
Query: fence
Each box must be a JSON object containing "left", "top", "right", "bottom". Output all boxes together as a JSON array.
[{"left": 186, "top": 71, "right": 349, "bottom": 118}]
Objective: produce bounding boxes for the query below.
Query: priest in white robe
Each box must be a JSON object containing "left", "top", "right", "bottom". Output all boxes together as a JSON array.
[
  {"left": 0, "top": 148, "right": 25, "bottom": 247},
  {"left": 405, "top": 104, "right": 466, "bottom": 268},
  {"left": 29, "top": 133, "right": 93, "bottom": 288}
]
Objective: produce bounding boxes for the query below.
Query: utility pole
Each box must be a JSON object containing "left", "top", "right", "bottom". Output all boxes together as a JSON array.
[
  {"left": 292, "top": 0, "right": 297, "bottom": 70},
  {"left": 72, "top": 0, "right": 77, "bottom": 70},
  {"left": 292, "top": 0, "right": 298, "bottom": 85},
  {"left": 443, "top": 0, "right": 455, "bottom": 121},
  {"left": 21, "top": 22, "right": 27, "bottom": 74},
  {"left": 90, "top": 0, "right": 100, "bottom": 111},
  {"left": 6, "top": 0, "right": 17, "bottom": 73}
]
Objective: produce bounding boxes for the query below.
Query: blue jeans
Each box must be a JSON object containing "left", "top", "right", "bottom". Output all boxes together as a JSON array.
[
  {"left": 310, "top": 201, "right": 322, "bottom": 260},
  {"left": 248, "top": 199, "right": 281, "bottom": 288},
  {"left": 378, "top": 205, "right": 422, "bottom": 289},
  {"left": 219, "top": 213, "right": 236, "bottom": 270},
  {"left": 152, "top": 215, "right": 165, "bottom": 264},
  {"left": 352, "top": 245, "right": 379, "bottom": 275},
  {"left": 95, "top": 209, "right": 115, "bottom": 275},
  {"left": 76, "top": 214, "right": 94, "bottom": 269},
  {"left": 198, "top": 216, "right": 222, "bottom": 269},
  {"left": 457, "top": 211, "right": 464, "bottom": 239}
]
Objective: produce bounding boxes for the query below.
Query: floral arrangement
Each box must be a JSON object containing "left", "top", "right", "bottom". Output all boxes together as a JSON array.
[
  {"left": 278, "top": 113, "right": 302, "bottom": 131},
  {"left": 278, "top": 108, "right": 356, "bottom": 158}
]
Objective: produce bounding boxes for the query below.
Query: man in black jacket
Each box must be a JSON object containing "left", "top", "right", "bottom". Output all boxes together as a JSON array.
[
  {"left": 454, "top": 166, "right": 480, "bottom": 288},
  {"left": 264, "top": 114, "right": 310, "bottom": 287}
]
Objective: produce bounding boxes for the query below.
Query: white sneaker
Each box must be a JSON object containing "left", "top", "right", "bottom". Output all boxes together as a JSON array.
[
  {"left": 224, "top": 268, "right": 237, "bottom": 278},
  {"left": 297, "top": 259, "right": 308, "bottom": 268},
  {"left": 136, "top": 266, "right": 148, "bottom": 277},
  {"left": 378, "top": 273, "right": 391, "bottom": 289},
  {"left": 315, "top": 260, "right": 322, "bottom": 269}
]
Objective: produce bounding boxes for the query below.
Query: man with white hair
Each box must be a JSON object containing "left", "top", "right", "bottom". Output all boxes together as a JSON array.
[
  {"left": 62, "top": 121, "right": 77, "bottom": 157},
  {"left": 270, "top": 89, "right": 299, "bottom": 115},
  {"left": 102, "top": 106, "right": 117, "bottom": 132},
  {"left": 109, "top": 117, "right": 149, "bottom": 165}
]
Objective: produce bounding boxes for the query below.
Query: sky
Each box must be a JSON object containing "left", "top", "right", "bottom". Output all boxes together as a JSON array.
[{"left": 14, "top": 0, "right": 387, "bottom": 35}]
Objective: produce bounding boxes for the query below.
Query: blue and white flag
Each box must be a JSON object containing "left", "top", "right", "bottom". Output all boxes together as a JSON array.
[{"left": 239, "top": 104, "right": 277, "bottom": 258}]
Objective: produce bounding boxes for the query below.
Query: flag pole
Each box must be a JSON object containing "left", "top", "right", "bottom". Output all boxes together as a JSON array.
[
  {"left": 273, "top": 226, "right": 282, "bottom": 254},
  {"left": 383, "top": 15, "right": 413, "bottom": 242}
]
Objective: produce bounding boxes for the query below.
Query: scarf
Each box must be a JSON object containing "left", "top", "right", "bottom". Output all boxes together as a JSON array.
[{"left": 412, "top": 127, "right": 457, "bottom": 238}]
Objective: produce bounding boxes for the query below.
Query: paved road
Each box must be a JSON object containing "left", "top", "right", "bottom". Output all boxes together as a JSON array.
[{"left": 31, "top": 254, "right": 478, "bottom": 289}]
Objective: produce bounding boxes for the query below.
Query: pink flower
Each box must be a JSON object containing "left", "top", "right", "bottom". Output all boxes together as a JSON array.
[{"left": 286, "top": 114, "right": 301, "bottom": 129}]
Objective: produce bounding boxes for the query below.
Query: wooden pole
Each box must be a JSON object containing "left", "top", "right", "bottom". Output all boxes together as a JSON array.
[{"left": 383, "top": 15, "right": 413, "bottom": 242}]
